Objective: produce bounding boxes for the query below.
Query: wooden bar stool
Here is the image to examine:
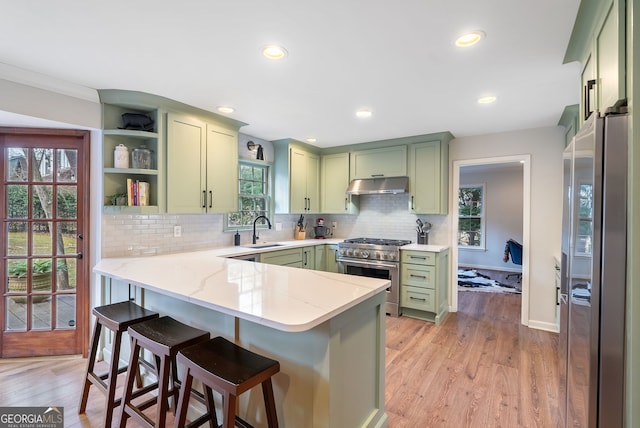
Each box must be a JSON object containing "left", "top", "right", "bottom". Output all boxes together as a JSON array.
[
  {"left": 78, "top": 300, "right": 159, "bottom": 428},
  {"left": 119, "top": 316, "right": 211, "bottom": 428},
  {"left": 174, "top": 336, "right": 280, "bottom": 428}
]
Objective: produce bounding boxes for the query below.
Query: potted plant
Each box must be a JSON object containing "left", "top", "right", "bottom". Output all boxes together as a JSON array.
[
  {"left": 7, "top": 259, "right": 66, "bottom": 303},
  {"left": 108, "top": 192, "right": 128, "bottom": 206}
]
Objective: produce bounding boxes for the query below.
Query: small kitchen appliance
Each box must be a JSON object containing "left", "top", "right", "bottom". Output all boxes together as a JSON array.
[
  {"left": 337, "top": 237, "right": 411, "bottom": 317},
  {"left": 313, "top": 218, "right": 331, "bottom": 239}
]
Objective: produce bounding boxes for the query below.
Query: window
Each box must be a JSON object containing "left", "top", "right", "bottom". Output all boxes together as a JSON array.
[
  {"left": 225, "top": 160, "right": 272, "bottom": 231},
  {"left": 576, "top": 183, "right": 593, "bottom": 254},
  {"left": 458, "top": 185, "right": 485, "bottom": 248}
]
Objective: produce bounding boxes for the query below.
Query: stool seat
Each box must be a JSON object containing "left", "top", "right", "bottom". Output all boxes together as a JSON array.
[
  {"left": 93, "top": 301, "right": 160, "bottom": 332},
  {"left": 120, "top": 316, "right": 210, "bottom": 428},
  {"left": 175, "top": 337, "right": 280, "bottom": 428},
  {"left": 78, "top": 301, "right": 159, "bottom": 428}
]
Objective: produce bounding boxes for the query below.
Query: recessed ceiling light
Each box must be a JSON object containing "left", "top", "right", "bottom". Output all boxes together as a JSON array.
[
  {"left": 455, "top": 31, "right": 485, "bottom": 47},
  {"left": 262, "top": 45, "right": 288, "bottom": 60},
  {"left": 306, "top": 137, "right": 317, "bottom": 143},
  {"left": 477, "top": 95, "right": 497, "bottom": 104},
  {"left": 356, "top": 109, "right": 372, "bottom": 118},
  {"left": 217, "top": 106, "right": 234, "bottom": 114}
]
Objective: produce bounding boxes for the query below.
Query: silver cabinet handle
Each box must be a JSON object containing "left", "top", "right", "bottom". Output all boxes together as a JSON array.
[
  {"left": 202, "top": 190, "right": 206, "bottom": 208},
  {"left": 209, "top": 190, "right": 213, "bottom": 208}
]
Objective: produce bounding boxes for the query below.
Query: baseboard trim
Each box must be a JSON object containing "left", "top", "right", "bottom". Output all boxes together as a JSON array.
[{"left": 528, "top": 319, "right": 559, "bottom": 333}]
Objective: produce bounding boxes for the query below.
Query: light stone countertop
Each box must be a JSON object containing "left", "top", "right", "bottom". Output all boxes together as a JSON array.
[
  {"left": 400, "top": 243, "right": 449, "bottom": 252},
  {"left": 93, "top": 240, "right": 388, "bottom": 333}
]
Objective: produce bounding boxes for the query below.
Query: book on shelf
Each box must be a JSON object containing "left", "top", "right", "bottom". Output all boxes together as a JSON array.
[{"left": 126, "top": 179, "right": 150, "bottom": 206}]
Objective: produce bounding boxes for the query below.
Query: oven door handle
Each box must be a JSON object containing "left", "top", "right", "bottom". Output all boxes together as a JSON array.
[{"left": 337, "top": 258, "right": 398, "bottom": 270}]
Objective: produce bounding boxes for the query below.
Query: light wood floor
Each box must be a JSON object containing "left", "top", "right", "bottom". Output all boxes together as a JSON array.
[
  {"left": 0, "top": 291, "right": 560, "bottom": 427},
  {"left": 386, "top": 291, "right": 561, "bottom": 427}
]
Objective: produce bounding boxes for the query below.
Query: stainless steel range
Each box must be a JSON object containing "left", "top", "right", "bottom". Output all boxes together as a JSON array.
[{"left": 337, "top": 238, "right": 411, "bottom": 317}]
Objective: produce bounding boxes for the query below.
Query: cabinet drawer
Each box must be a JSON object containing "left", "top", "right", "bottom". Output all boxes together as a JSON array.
[
  {"left": 401, "top": 264, "right": 435, "bottom": 289},
  {"left": 401, "top": 286, "right": 435, "bottom": 312},
  {"left": 260, "top": 248, "right": 303, "bottom": 266},
  {"left": 401, "top": 251, "right": 435, "bottom": 265}
]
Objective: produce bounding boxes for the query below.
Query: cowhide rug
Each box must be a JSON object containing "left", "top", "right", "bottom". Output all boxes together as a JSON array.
[{"left": 457, "top": 269, "right": 521, "bottom": 294}]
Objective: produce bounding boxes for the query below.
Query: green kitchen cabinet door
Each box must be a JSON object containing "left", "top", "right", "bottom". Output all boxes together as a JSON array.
[
  {"left": 290, "top": 147, "right": 319, "bottom": 213},
  {"left": 167, "top": 113, "right": 206, "bottom": 213},
  {"left": 167, "top": 113, "right": 238, "bottom": 213},
  {"left": 408, "top": 141, "right": 448, "bottom": 215},
  {"left": 321, "top": 152, "right": 358, "bottom": 214},
  {"left": 204, "top": 123, "right": 238, "bottom": 213},
  {"left": 302, "top": 246, "right": 316, "bottom": 269},
  {"left": 325, "top": 245, "right": 340, "bottom": 273},
  {"left": 314, "top": 245, "right": 326, "bottom": 271},
  {"left": 349, "top": 145, "right": 407, "bottom": 179}
]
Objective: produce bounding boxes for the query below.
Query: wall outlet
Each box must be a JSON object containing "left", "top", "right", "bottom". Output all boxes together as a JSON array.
[
  {"left": 275, "top": 222, "right": 283, "bottom": 231},
  {"left": 173, "top": 225, "right": 182, "bottom": 237},
  {"left": 332, "top": 221, "right": 337, "bottom": 229}
]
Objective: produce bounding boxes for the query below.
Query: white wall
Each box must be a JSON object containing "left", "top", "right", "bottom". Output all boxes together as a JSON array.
[
  {"left": 450, "top": 126, "right": 564, "bottom": 331},
  {"left": 458, "top": 165, "right": 523, "bottom": 271}
]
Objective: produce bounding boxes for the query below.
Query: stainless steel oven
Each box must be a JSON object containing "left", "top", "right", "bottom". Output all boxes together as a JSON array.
[{"left": 337, "top": 238, "right": 410, "bottom": 317}]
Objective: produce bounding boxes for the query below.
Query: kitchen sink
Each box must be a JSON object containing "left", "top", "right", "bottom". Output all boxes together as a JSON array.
[{"left": 241, "top": 243, "right": 283, "bottom": 249}]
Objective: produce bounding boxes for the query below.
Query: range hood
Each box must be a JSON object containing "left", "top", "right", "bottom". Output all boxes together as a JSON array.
[{"left": 346, "top": 176, "right": 409, "bottom": 195}]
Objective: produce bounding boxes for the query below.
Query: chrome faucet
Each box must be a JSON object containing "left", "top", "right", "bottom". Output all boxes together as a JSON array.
[{"left": 252, "top": 215, "right": 272, "bottom": 244}]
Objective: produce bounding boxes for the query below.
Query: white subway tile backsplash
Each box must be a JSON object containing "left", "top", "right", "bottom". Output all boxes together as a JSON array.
[{"left": 101, "top": 195, "right": 450, "bottom": 257}]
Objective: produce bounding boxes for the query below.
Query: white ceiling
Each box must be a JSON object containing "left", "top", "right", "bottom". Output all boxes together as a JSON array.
[{"left": 0, "top": 0, "right": 581, "bottom": 148}]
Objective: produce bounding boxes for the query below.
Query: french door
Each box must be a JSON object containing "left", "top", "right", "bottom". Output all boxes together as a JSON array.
[{"left": 0, "top": 128, "right": 90, "bottom": 358}]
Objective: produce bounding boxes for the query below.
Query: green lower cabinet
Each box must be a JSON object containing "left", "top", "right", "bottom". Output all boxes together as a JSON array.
[
  {"left": 325, "top": 244, "right": 340, "bottom": 273},
  {"left": 302, "top": 247, "right": 316, "bottom": 269},
  {"left": 314, "top": 245, "right": 326, "bottom": 271},
  {"left": 259, "top": 248, "right": 303, "bottom": 268},
  {"left": 400, "top": 249, "right": 449, "bottom": 324}
]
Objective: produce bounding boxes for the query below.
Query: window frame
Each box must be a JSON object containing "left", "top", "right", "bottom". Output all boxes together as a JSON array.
[
  {"left": 458, "top": 183, "right": 486, "bottom": 250},
  {"left": 223, "top": 159, "right": 273, "bottom": 232}
]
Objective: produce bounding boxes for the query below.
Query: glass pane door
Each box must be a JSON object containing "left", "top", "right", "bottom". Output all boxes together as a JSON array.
[{"left": 1, "top": 130, "right": 88, "bottom": 358}]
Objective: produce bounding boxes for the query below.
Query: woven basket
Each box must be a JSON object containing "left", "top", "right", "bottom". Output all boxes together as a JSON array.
[{"left": 8, "top": 273, "right": 52, "bottom": 303}]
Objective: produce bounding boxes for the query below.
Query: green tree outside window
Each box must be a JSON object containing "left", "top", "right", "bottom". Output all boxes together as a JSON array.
[{"left": 458, "top": 185, "right": 484, "bottom": 247}]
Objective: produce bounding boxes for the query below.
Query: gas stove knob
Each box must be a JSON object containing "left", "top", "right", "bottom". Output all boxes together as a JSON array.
[
  {"left": 339, "top": 248, "right": 346, "bottom": 256},
  {"left": 360, "top": 250, "right": 370, "bottom": 258},
  {"left": 375, "top": 252, "right": 381, "bottom": 259},
  {"left": 347, "top": 249, "right": 355, "bottom": 257},
  {"left": 388, "top": 253, "right": 396, "bottom": 261}
]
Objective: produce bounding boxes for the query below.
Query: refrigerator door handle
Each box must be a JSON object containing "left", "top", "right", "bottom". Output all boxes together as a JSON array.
[{"left": 559, "top": 292, "right": 568, "bottom": 305}]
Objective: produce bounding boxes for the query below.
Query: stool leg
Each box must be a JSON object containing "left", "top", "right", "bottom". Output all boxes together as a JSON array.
[
  {"left": 170, "top": 355, "right": 180, "bottom": 412},
  {"left": 222, "top": 392, "right": 237, "bottom": 428},
  {"left": 103, "top": 329, "right": 124, "bottom": 427},
  {"left": 155, "top": 355, "right": 172, "bottom": 428},
  {"left": 261, "top": 378, "right": 279, "bottom": 428},
  {"left": 204, "top": 386, "right": 218, "bottom": 428},
  {"left": 173, "top": 366, "right": 193, "bottom": 428},
  {"left": 119, "top": 338, "right": 141, "bottom": 427},
  {"left": 78, "top": 320, "right": 102, "bottom": 413}
]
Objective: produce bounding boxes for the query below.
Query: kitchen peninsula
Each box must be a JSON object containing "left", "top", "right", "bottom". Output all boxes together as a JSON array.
[{"left": 93, "top": 245, "right": 389, "bottom": 427}]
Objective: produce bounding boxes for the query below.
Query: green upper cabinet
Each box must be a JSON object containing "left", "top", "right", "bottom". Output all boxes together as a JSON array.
[
  {"left": 349, "top": 146, "right": 407, "bottom": 179},
  {"left": 273, "top": 140, "right": 320, "bottom": 214},
  {"left": 565, "top": 0, "right": 626, "bottom": 121},
  {"left": 408, "top": 140, "right": 448, "bottom": 214},
  {"left": 321, "top": 152, "right": 358, "bottom": 214},
  {"left": 167, "top": 113, "right": 238, "bottom": 213}
]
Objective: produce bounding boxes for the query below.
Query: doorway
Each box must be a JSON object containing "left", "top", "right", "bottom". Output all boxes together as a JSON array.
[
  {"left": 451, "top": 155, "right": 531, "bottom": 325},
  {"left": 0, "top": 128, "right": 90, "bottom": 358}
]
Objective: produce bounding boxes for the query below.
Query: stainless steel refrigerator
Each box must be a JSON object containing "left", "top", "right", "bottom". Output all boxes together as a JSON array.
[{"left": 559, "top": 110, "right": 627, "bottom": 427}]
